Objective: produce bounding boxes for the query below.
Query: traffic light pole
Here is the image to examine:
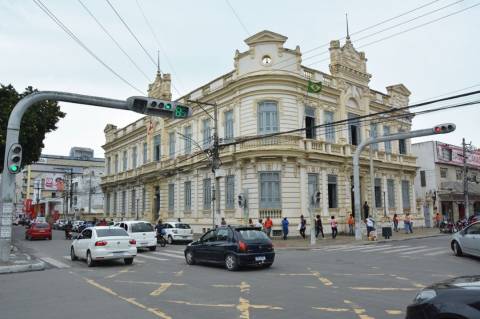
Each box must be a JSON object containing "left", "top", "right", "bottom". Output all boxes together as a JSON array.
[
  {"left": 352, "top": 124, "right": 456, "bottom": 241},
  {"left": 0, "top": 91, "right": 130, "bottom": 262}
]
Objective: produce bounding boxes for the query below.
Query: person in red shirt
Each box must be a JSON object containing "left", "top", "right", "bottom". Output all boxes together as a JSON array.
[{"left": 264, "top": 217, "right": 273, "bottom": 238}]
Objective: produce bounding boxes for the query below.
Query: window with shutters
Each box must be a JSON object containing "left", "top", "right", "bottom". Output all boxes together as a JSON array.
[
  {"left": 143, "top": 142, "right": 148, "bottom": 164},
  {"left": 132, "top": 146, "right": 137, "bottom": 168},
  {"left": 154, "top": 134, "right": 161, "bottom": 161},
  {"left": 121, "top": 190, "right": 126, "bottom": 214},
  {"left": 113, "top": 192, "right": 117, "bottom": 213},
  {"left": 107, "top": 157, "right": 111, "bottom": 175},
  {"left": 440, "top": 167, "right": 448, "bottom": 178},
  {"left": 370, "top": 124, "right": 378, "bottom": 151},
  {"left": 348, "top": 113, "right": 361, "bottom": 146},
  {"left": 224, "top": 111, "right": 234, "bottom": 141},
  {"left": 308, "top": 173, "right": 319, "bottom": 208},
  {"left": 387, "top": 179, "right": 395, "bottom": 208},
  {"left": 168, "top": 184, "right": 175, "bottom": 212},
  {"left": 420, "top": 171, "right": 426, "bottom": 187},
  {"left": 184, "top": 181, "right": 191, "bottom": 211},
  {"left": 131, "top": 189, "right": 136, "bottom": 214},
  {"left": 374, "top": 178, "right": 382, "bottom": 208},
  {"left": 327, "top": 174, "right": 338, "bottom": 208},
  {"left": 383, "top": 126, "right": 392, "bottom": 153},
  {"left": 169, "top": 132, "right": 175, "bottom": 158},
  {"left": 305, "top": 106, "right": 316, "bottom": 139},
  {"left": 225, "top": 175, "right": 235, "bottom": 209},
  {"left": 258, "top": 101, "right": 279, "bottom": 134},
  {"left": 324, "top": 111, "right": 335, "bottom": 143},
  {"left": 259, "top": 172, "right": 281, "bottom": 209},
  {"left": 203, "top": 178, "right": 211, "bottom": 209},
  {"left": 402, "top": 180, "right": 410, "bottom": 209},
  {"left": 184, "top": 126, "right": 192, "bottom": 154},
  {"left": 122, "top": 150, "right": 128, "bottom": 171},
  {"left": 114, "top": 154, "right": 119, "bottom": 173},
  {"left": 202, "top": 119, "right": 211, "bottom": 149}
]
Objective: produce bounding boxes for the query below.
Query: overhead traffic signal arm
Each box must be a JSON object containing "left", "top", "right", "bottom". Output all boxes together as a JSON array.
[{"left": 126, "top": 96, "right": 191, "bottom": 119}]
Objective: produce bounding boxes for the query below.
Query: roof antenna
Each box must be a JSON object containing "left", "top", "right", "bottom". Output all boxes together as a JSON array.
[
  {"left": 345, "top": 13, "right": 350, "bottom": 40},
  {"left": 157, "top": 49, "right": 161, "bottom": 75}
]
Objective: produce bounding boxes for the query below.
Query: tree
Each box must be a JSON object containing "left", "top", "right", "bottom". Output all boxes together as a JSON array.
[{"left": 0, "top": 84, "right": 65, "bottom": 171}]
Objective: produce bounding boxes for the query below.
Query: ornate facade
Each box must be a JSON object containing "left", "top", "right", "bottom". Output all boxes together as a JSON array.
[{"left": 101, "top": 30, "right": 419, "bottom": 234}]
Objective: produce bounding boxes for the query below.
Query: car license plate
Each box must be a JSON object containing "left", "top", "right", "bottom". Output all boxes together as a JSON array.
[
  {"left": 141, "top": 242, "right": 148, "bottom": 245},
  {"left": 255, "top": 256, "right": 266, "bottom": 262},
  {"left": 113, "top": 251, "right": 125, "bottom": 256}
]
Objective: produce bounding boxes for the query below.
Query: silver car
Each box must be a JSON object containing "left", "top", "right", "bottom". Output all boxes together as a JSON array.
[{"left": 451, "top": 221, "right": 480, "bottom": 258}]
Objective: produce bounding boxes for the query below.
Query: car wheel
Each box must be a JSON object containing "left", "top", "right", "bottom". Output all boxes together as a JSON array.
[
  {"left": 86, "top": 251, "right": 95, "bottom": 267},
  {"left": 453, "top": 241, "right": 463, "bottom": 257},
  {"left": 185, "top": 251, "right": 196, "bottom": 265},
  {"left": 124, "top": 258, "right": 134, "bottom": 265},
  {"left": 225, "top": 254, "right": 238, "bottom": 271},
  {"left": 167, "top": 236, "right": 173, "bottom": 245},
  {"left": 70, "top": 247, "right": 78, "bottom": 261},
  {"left": 149, "top": 246, "right": 156, "bottom": 251}
]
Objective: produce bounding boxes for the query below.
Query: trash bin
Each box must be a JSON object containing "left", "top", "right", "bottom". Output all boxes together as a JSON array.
[{"left": 382, "top": 227, "right": 392, "bottom": 239}]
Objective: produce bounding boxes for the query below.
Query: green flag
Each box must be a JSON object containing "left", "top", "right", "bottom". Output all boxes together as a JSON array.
[{"left": 307, "top": 80, "right": 322, "bottom": 93}]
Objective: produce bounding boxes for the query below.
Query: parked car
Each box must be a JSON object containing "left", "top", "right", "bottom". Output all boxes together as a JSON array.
[
  {"left": 162, "top": 221, "right": 193, "bottom": 244},
  {"left": 116, "top": 221, "right": 157, "bottom": 251},
  {"left": 25, "top": 222, "right": 52, "bottom": 240},
  {"left": 70, "top": 226, "right": 137, "bottom": 267},
  {"left": 184, "top": 226, "right": 275, "bottom": 271},
  {"left": 406, "top": 275, "right": 480, "bottom": 319},
  {"left": 451, "top": 221, "right": 480, "bottom": 258}
]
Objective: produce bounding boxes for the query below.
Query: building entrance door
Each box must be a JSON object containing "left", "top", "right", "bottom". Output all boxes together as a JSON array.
[{"left": 423, "top": 203, "right": 431, "bottom": 227}]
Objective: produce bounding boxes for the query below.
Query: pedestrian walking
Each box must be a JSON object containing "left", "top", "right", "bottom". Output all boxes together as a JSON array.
[
  {"left": 330, "top": 216, "right": 338, "bottom": 239},
  {"left": 393, "top": 213, "right": 399, "bottom": 232},
  {"left": 404, "top": 213, "right": 413, "bottom": 234},
  {"left": 248, "top": 218, "right": 254, "bottom": 227},
  {"left": 221, "top": 217, "right": 227, "bottom": 226},
  {"left": 264, "top": 217, "right": 273, "bottom": 238},
  {"left": 347, "top": 213, "right": 354, "bottom": 236},
  {"left": 363, "top": 201, "right": 370, "bottom": 219},
  {"left": 255, "top": 218, "right": 263, "bottom": 230},
  {"left": 281, "top": 217, "right": 289, "bottom": 240},
  {"left": 366, "top": 216, "right": 375, "bottom": 238},
  {"left": 299, "top": 215, "right": 307, "bottom": 239},
  {"left": 315, "top": 215, "right": 324, "bottom": 238},
  {"left": 434, "top": 212, "right": 441, "bottom": 228}
]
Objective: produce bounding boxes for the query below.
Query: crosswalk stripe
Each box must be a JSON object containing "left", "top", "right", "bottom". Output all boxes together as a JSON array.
[
  {"left": 381, "top": 246, "right": 424, "bottom": 254},
  {"left": 41, "top": 257, "right": 71, "bottom": 269},
  {"left": 359, "top": 245, "right": 407, "bottom": 252},
  {"left": 136, "top": 254, "right": 169, "bottom": 261},
  {"left": 341, "top": 245, "right": 393, "bottom": 252},
  {"left": 399, "top": 247, "right": 437, "bottom": 255},
  {"left": 164, "top": 249, "right": 185, "bottom": 255},
  {"left": 424, "top": 250, "right": 449, "bottom": 256},
  {"left": 152, "top": 251, "right": 185, "bottom": 259},
  {"left": 314, "top": 245, "right": 355, "bottom": 251}
]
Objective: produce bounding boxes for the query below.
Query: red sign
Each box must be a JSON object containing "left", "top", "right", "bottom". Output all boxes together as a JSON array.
[{"left": 436, "top": 143, "right": 480, "bottom": 168}]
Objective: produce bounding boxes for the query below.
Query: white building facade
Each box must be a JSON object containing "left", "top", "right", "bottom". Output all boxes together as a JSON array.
[{"left": 101, "top": 30, "right": 418, "bottom": 235}]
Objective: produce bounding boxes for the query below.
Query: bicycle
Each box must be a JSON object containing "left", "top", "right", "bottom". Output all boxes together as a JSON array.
[{"left": 156, "top": 233, "right": 167, "bottom": 247}]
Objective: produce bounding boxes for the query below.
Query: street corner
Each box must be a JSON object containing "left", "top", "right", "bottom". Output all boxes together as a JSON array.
[{"left": 0, "top": 247, "right": 45, "bottom": 274}]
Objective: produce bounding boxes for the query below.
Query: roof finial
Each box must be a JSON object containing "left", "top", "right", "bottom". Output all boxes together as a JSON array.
[
  {"left": 345, "top": 13, "right": 350, "bottom": 40},
  {"left": 156, "top": 49, "right": 161, "bottom": 75}
]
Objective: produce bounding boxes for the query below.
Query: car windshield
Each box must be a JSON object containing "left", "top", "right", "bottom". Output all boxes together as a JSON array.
[
  {"left": 237, "top": 229, "right": 269, "bottom": 242},
  {"left": 131, "top": 222, "right": 154, "bottom": 233},
  {"left": 34, "top": 223, "right": 49, "bottom": 229},
  {"left": 96, "top": 228, "right": 128, "bottom": 237},
  {"left": 175, "top": 223, "right": 191, "bottom": 229}
]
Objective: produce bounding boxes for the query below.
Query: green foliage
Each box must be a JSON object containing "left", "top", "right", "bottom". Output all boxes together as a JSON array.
[{"left": 0, "top": 84, "right": 65, "bottom": 171}]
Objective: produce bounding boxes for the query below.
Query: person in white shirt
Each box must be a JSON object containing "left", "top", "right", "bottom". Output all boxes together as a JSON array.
[{"left": 366, "top": 217, "right": 375, "bottom": 238}]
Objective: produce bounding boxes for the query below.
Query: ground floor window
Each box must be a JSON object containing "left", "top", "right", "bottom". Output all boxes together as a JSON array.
[
  {"left": 327, "top": 174, "right": 337, "bottom": 208},
  {"left": 259, "top": 172, "right": 281, "bottom": 209}
]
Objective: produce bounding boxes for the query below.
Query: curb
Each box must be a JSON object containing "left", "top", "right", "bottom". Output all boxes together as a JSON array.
[
  {"left": 274, "top": 233, "right": 447, "bottom": 251},
  {"left": 0, "top": 261, "right": 45, "bottom": 275}
]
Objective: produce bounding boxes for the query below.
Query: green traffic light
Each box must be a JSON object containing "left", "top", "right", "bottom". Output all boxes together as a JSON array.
[
  {"left": 9, "top": 164, "right": 19, "bottom": 172},
  {"left": 165, "top": 103, "right": 172, "bottom": 110}
]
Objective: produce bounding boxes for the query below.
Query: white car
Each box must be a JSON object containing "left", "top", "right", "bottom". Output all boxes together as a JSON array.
[
  {"left": 162, "top": 222, "right": 193, "bottom": 244},
  {"left": 451, "top": 221, "right": 480, "bottom": 258},
  {"left": 70, "top": 226, "right": 137, "bottom": 267},
  {"left": 117, "top": 221, "right": 157, "bottom": 251}
]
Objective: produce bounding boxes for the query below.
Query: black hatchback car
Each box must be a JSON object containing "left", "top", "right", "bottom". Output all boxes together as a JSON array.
[
  {"left": 184, "top": 226, "right": 275, "bottom": 271},
  {"left": 406, "top": 275, "right": 480, "bottom": 319}
]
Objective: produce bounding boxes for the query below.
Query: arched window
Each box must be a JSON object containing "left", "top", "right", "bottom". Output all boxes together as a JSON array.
[{"left": 258, "top": 101, "right": 279, "bottom": 134}]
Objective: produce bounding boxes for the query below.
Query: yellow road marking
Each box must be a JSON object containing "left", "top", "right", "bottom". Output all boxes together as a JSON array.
[
  {"left": 334, "top": 273, "right": 353, "bottom": 276},
  {"left": 278, "top": 273, "right": 312, "bottom": 276},
  {"left": 304, "top": 286, "right": 317, "bottom": 289},
  {"left": 212, "top": 281, "right": 250, "bottom": 293},
  {"left": 105, "top": 268, "right": 133, "bottom": 279},
  {"left": 311, "top": 271, "right": 333, "bottom": 286},
  {"left": 386, "top": 310, "right": 403, "bottom": 315},
  {"left": 85, "top": 279, "right": 118, "bottom": 296},
  {"left": 367, "top": 273, "right": 385, "bottom": 276},
  {"left": 174, "top": 270, "right": 184, "bottom": 277},
  {"left": 345, "top": 300, "right": 375, "bottom": 319},
  {"left": 150, "top": 283, "right": 186, "bottom": 296},
  {"left": 350, "top": 287, "right": 417, "bottom": 291},
  {"left": 167, "top": 300, "right": 235, "bottom": 308},
  {"left": 313, "top": 307, "right": 350, "bottom": 312}
]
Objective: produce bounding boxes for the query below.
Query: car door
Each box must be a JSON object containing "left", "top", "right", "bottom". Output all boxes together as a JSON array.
[
  {"left": 462, "top": 223, "right": 480, "bottom": 256},
  {"left": 195, "top": 230, "right": 217, "bottom": 261},
  {"left": 210, "top": 228, "right": 231, "bottom": 263},
  {"left": 77, "top": 229, "right": 92, "bottom": 258}
]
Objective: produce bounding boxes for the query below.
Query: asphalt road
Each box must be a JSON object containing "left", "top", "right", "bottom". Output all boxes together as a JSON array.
[{"left": 1, "top": 225, "right": 479, "bottom": 319}]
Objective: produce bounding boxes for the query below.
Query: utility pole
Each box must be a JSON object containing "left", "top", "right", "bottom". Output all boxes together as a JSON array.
[
  {"left": 212, "top": 183, "right": 216, "bottom": 228},
  {"left": 369, "top": 146, "right": 375, "bottom": 219},
  {"left": 34, "top": 180, "right": 41, "bottom": 217},
  {"left": 88, "top": 170, "right": 93, "bottom": 214},
  {"left": 462, "top": 138, "right": 474, "bottom": 219}
]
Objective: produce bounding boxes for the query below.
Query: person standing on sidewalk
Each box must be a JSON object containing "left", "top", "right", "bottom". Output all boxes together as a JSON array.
[
  {"left": 299, "top": 215, "right": 307, "bottom": 239},
  {"left": 404, "top": 213, "right": 412, "bottom": 234},
  {"left": 363, "top": 201, "right": 370, "bottom": 219},
  {"left": 393, "top": 214, "right": 399, "bottom": 232},
  {"left": 221, "top": 217, "right": 227, "bottom": 226},
  {"left": 315, "top": 215, "right": 324, "bottom": 238},
  {"left": 255, "top": 219, "right": 263, "bottom": 230},
  {"left": 264, "top": 217, "right": 273, "bottom": 238},
  {"left": 281, "top": 217, "right": 289, "bottom": 240},
  {"left": 347, "top": 213, "right": 354, "bottom": 236},
  {"left": 330, "top": 216, "right": 338, "bottom": 239}
]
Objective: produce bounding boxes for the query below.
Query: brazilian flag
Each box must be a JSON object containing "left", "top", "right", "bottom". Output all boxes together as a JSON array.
[{"left": 307, "top": 80, "right": 322, "bottom": 93}]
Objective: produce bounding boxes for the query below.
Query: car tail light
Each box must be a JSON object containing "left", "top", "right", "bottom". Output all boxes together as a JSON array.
[
  {"left": 129, "top": 239, "right": 136, "bottom": 245},
  {"left": 238, "top": 241, "right": 248, "bottom": 253},
  {"left": 95, "top": 241, "right": 108, "bottom": 246}
]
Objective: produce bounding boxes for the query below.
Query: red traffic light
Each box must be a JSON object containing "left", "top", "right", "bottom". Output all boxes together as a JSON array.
[
  {"left": 434, "top": 126, "right": 442, "bottom": 133},
  {"left": 433, "top": 123, "right": 455, "bottom": 134}
]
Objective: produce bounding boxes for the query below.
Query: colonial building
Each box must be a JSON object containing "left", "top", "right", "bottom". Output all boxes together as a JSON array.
[
  {"left": 16, "top": 147, "right": 104, "bottom": 220},
  {"left": 101, "top": 30, "right": 418, "bottom": 235},
  {"left": 412, "top": 141, "right": 480, "bottom": 224}
]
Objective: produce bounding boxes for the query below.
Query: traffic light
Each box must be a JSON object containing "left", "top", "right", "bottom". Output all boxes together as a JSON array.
[
  {"left": 238, "top": 193, "right": 247, "bottom": 208},
  {"left": 126, "top": 97, "right": 191, "bottom": 119},
  {"left": 433, "top": 123, "right": 456, "bottom": 134},
  {"left": 7, "top": 143, "right": 22, "bottom": 174}
]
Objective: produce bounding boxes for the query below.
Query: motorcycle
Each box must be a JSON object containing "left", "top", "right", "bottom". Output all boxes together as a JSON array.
[
  {"left": 440, "top": 220, "right": 456, "bottom": 233},
  {"left": 65, "top": 229, "right": 72, "bottom": 240},
  {"left": 455, "top": 218, "right": 468, "bottom": 231}
]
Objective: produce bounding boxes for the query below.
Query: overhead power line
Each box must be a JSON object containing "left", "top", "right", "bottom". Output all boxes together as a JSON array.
[
  {"left": 32, "top": 0, "right": 145, "bottom": 94},
  {"left": 225, "top": 0, "right": 250, "bottom": 36},
  {"left": 77, "top": 0, "right": 152, "bottom": 82}
]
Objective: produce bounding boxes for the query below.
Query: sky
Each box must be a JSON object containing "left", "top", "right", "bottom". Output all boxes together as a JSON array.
[{"left": 1, "top": 0, "right": 480, "bottom": 157}]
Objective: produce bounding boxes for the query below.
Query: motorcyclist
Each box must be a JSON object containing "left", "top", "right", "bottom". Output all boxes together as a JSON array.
[{"left": 65, "top": 220, "right": 73, "bottom": 239}]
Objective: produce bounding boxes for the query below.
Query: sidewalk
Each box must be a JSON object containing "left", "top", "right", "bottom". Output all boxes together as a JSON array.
[
  {"left": 0, "top": 245, "right": 45, "bottom": 274},
  {"left": 272, "top": 227, "right": 446, "bottom": 250}
]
